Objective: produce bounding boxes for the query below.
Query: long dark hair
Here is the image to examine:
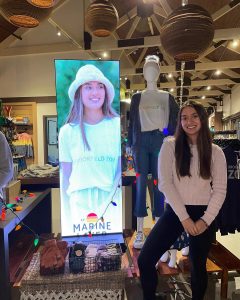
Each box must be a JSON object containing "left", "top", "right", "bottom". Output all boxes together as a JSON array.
[{"left": 175, "top": 100, "right": 212, "bottom": 179}]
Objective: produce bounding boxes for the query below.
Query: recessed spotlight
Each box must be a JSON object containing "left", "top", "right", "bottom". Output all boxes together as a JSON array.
[
  {"left": 168, "top": 73, "right": 173, "bottom": 78},
  {"left": 56, "top": 28, "right": 61, "bottom": 36},
  {"left": 215, "top": 70, "right": 222, "bottom": 76},
  {"left": 201, "top": 96, "right": 206, "bottom": 99},
  {"left": 170, "top": 88, "right": 174, "bottom": 92},
  {"left": 206, "top": 86, "right": 211, "bottom": 90},
  {"left": 231, "top": 39, "right": 239, "bottom": 48},
  {"left": 125, "top": 77, "right": 128, "bottom": 80}
]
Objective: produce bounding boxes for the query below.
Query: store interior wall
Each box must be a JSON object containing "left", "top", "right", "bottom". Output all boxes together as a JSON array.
[
  {"left": 37, "top": 103, "right": 57, "bottom": 165},
  {"left": 0, "top": 51, "right": 91, "bottom": 98}
]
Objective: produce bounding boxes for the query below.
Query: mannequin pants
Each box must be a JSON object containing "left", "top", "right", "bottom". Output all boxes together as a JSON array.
[
  {"left": 138, "top": 204, "right": 216, "bottom": 300},
  {"left": 133, "top": 129, "right": 165, "bottom": 218}
]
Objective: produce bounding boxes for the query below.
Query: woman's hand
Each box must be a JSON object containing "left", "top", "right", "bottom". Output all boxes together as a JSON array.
[
  {"left": 195, "top": 219, "right": 208, "bottom": 235},
  {"left": 181, "top": 218, "right": 199, "bottom": 236}
]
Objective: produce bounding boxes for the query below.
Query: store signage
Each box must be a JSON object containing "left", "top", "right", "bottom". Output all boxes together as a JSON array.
[{"left": 55, "top": 59, "right": 122, "bottom": 237}]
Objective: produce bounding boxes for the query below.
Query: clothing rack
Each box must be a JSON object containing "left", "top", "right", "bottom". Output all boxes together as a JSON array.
[{"left": 213, "top": 130, "right": 238, "bottom": 140}]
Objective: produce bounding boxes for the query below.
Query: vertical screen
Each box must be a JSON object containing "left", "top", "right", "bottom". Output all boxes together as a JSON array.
[{"left": 55, "top": 60, "right": 122, "bottom": 237}]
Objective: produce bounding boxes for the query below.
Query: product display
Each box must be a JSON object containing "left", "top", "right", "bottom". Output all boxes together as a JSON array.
[
  {"left": 127, "top": 55, "right": 179, "bottom": 249},
  {"left": 69, "top": 243, "right": 122, "bottom": 274},
  {"left": 40, "top": 239, "right": 68, "bottom": 276}
]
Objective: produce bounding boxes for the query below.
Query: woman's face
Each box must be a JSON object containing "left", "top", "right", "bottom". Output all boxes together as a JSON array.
[
  {"left": 181, "top": 106, "right": 201, "bottom": 142},
  {"left": 81, "top": 81, "right": 106, "bottom": 111}
]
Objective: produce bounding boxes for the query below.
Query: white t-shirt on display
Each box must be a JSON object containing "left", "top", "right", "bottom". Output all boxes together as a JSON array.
[
  {"left": 139, "top": 89, "right": 169, "bottom": 132},
  {"left": 59, "top": 117, "right": 121, "bottom": 196}
]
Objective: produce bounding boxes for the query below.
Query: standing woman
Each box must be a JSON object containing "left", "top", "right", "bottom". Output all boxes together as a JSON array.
[
  {"left": 138, "top": 100, "right": 227, "bottom": 300},
  {"left": 58, "top": 64, "right": 121, "bottom": 235}
]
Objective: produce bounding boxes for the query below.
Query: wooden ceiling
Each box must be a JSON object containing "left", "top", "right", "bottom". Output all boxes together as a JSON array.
[{"left": 0, "top": 0, "right": 240, "bottom": 107}]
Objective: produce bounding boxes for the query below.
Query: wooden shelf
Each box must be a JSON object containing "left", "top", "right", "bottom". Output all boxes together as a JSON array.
[{"left": 14, "top": 123, "right": 33, "bottom": 126}]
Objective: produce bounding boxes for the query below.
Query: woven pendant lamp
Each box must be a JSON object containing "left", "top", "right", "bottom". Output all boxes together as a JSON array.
[
  {"left": 26, "top": 0, "right": 57, "bottom": 8},
  {"left": 0, "top": 0, "right": 53, "bottom": 28},
  {"left": 85, "top": 0, "right": 119, "bottom": 37},
  {"left": 161, "top": 4, "right": 214, "bottom": 61}
]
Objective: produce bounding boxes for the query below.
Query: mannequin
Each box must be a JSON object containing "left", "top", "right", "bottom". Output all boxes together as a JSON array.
[
  {"left": 160, "top": 232, "right": 189, "bottom": 268},
  {"left": 127, "top": 55, "right": 179, "bottom": 249}
]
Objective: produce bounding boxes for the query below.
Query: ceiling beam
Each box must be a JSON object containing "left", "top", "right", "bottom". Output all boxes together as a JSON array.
[
  {"left": 199, "top": 57, "right": 240, "bottom": 78},
  {"left": 153, "top": 4, "right": 167, "bottom": 18},
  {"left": 126, "top": 16, "right": 141, "bottom": 39},
  {"left": 157, "top": 0, "right": 173, "bottom": 15},
  {"left": 130, "top": 83, "right": 226, "bottom": 96},
  {"left": 121, "top": 60, "right": 240, "bottom": 76},
  {"left": 116, "top": 7, "right": 137, "bottom": 29},
  {"left": 212, "top": 0, "right": 240, "bottom": 22},
  {"left": 153, "top": 78, "right": 239, "bottom": 88},
  {"left": 48, "top": 18, "right": 82, "bottom": 48},
  {"left": 135, "top": 48, "right": 148, "bottom": 68},
  {"left": 213, "top": 28, "right": 240, "bottom": 41},
  {"left": 1, "top": 27, "right": 240, "bottom": 56}
]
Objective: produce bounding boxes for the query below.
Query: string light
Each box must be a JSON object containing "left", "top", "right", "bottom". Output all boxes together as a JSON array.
[
  {"left": 0, "top": 200, "right": 40, "bottom": 247},
  {"left": 15, "top": 224, "right": 22, "bottom": 231},
  {"left": 94, "top": 177, "right": 121, "bottom": 229}
]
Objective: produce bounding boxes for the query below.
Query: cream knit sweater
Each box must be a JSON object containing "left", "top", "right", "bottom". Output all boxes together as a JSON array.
[{"left": 158, "top": 137, "right": 227, "bottom": 225}]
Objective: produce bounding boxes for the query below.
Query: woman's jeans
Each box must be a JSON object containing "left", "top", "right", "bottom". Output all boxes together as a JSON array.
[
  {"left": 133, "top": 130, "right": 165, "bottom": 218},
  {"left": 138, "top": 204, "right": 216, "bottom": 300}
]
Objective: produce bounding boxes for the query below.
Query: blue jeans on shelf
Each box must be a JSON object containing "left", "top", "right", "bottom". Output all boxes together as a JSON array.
[{"left": 133, "top": 130, "right": 165, "bottom": 218}]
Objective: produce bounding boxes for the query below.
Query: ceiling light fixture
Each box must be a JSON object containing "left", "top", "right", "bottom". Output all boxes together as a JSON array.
[
  {"left": 168, "top": 73, "right": 173, "bottom": 78},
  {"left": 27, "top": 0, "right": 57, "bottom": 8},
  {"left": 201, "top": 96, "right": 206, "bottom": 99},
  {"left": 170, "top": 88, "right": 174, "bottom": 92},
  {"left": 56, "top": 28, "right": 61, "bottom": 36},
  {"left": 161, "top": 4, "right": 214, "bottom": 61},
  {"left": 215, "top": 70, "right": 222, "bottom": 76},
  {"left": 85, "top": 0, "right": 119, "bottom": 37},
  {"left": 0, "top": 0, "right": 53, "bottom": 28},
  {"left": 231, "top": 39, "right": 239, "bottom": 48},
  {"left": 206, "top": 86, "right": 211, "bottom": 90}
]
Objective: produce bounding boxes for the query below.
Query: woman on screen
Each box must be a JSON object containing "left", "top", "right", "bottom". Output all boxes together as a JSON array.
[{"left": 58, "top": 64, "right": 121, "bottom": 235}]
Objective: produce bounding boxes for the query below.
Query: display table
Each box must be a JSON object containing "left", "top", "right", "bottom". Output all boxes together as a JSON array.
[
  {"left": 20, "top": 252, "right": 126, "bottom": 300},
  {"left": 0, "top": 189, "right": 52, "bottom": 300}
]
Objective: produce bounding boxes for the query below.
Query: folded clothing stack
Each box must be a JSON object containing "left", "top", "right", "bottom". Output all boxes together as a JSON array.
[
  {"left": 69, "top": 243, "right": 122, "bottom": 274},
  {"left": 40, "top": 239, "right": 68, "bottom": 275}
]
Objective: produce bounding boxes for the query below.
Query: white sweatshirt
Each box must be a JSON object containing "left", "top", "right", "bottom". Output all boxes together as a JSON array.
[{"left": 158, "top": 137, "right": 227, "bottom": 225}]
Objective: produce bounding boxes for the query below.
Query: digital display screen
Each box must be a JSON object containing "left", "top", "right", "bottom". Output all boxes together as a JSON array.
[{"left": 55, "top": 60, "right": 122, "bottom": 237}]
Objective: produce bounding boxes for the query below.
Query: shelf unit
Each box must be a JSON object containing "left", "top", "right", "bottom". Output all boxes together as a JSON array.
[{"left": 3, "top": 102, "right": 38, "bottom": 165}]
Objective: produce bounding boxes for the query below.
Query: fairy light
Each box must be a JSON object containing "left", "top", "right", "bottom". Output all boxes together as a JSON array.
[
  {"left": 1, "top": 200, "right": 40, "bottom": 247},
  {"left": 93, "top": 177, "right": 121, "bottom": 228},
  {"left": 15, "top": 224, "right": 22, "bottom": 231}
]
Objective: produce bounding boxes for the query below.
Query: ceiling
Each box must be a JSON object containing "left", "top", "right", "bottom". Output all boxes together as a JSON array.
[{"left": 0, "top": 0, "right": 240, "bottom": 108}]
